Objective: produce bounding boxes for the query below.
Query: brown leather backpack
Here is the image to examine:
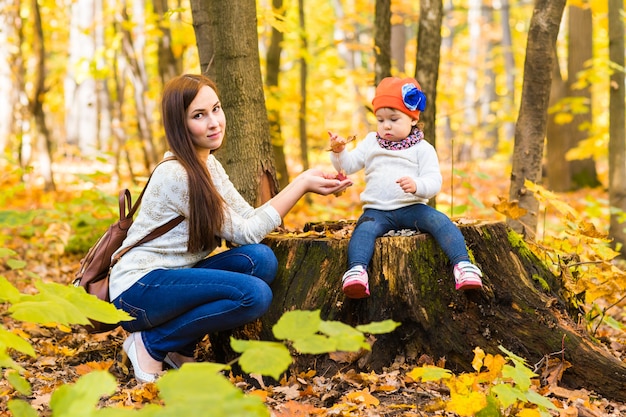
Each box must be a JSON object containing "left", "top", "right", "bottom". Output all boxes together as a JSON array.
[{"left": 73, "top": 157, "right": 183, "bottom": 332}]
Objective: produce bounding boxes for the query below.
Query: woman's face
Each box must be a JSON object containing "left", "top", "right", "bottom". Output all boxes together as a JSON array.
[
  {"left": 186, "top": 85, "right": 226, "bottom": 156},
  {"left": 375, "top": 108, "right": 416, "bottom": 142}
]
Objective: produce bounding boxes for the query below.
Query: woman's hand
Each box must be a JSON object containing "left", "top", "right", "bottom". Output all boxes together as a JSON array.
[
  {"left": 269, "top": 169, "right": 353, "bottom": 217},
  {"left": 297, "top": 168, "right": 353, "bottom": 195}
]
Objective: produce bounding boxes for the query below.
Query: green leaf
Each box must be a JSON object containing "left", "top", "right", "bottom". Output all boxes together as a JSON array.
[
  {"left": 231, "top": 339, "right": 292, "bottom": 379},
  {"left": 319, "top": 320, "right": 369, "bottom": 351},
  {"left": 0, "top": 326, "right": 36, "bottom": 357},
  {"left": 491, "top": 383, "right": 525, "bottom": 409},
  {"left": 407, "top": 365, "right": 452, "bottom": 382},
  {"left": 6, "top": 369, "right": 32, "bottom": 396},
  {"left": 501, "top": 363, "right": 535, "bottom": 392},
  {"left": 157, "top": 363, "right": 269, "bottom": 417},
  {"left": 7, "top": 259, "right": 27, "bottom": 270},
  {"left": 498, "top": 345, "right": 528, "bottom": 366},
  {"left": 355, "top": 319, "right": 401, "bottom": 334},
  {"left": 0, "top": 276, "right": 22, "bottom": 303},
  {"left": 0, "top": 247, "right": 19, "bottom": 257},
  {"left": 272, "top": 310, "right": 321, "bottom": 341},
  {"left": 525, "top": 388, "right": 557, "bottom": 410},
  {"left": 292, "top": 333, "right": 336, "bottom": 354},
  {"left": 49, "top": 370, "right": 117, "bottom": 417},
  {"left": 95, "top": 404, "right": 161, "bottom": 417},
  {"left": 8, "top": 399, "right": 39, "bottom": 417},
  {"left": 9, "top": 280, "right": 132, "bottom": 326},
  {"left": 475, "top": 394, "right": 503, "bottom": 417}
]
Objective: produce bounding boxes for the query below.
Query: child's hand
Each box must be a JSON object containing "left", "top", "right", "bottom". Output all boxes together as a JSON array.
[
  {"left": 396, "top": 177, "right": 417, "bottom": 194},
  {"left": 328, "top": 131, "right": 346, "bottom": 153}
]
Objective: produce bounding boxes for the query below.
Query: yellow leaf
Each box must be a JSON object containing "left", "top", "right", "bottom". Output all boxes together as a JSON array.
[
  {"left": 472, "top": 347, "right": 485, "bottom": 371},
  {"left": 344, "top": 389, "right": 380, "bottom": 407},
  {"left": 517, "top": 407, "right": 542, "bottom": 417},
  {"left": 493, "top": 196, "right": 527, "bottom": 219},
  {"left": 446, "top": 390, "right": 487, "bottom": 416}
]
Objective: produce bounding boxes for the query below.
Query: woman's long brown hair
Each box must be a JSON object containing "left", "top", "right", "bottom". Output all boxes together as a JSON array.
[{"left": 161, "top": 74, "right": 225, "bottom": 253}]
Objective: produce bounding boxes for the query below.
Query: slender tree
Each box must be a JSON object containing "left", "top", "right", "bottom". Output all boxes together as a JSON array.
[
  {"left": 29, "top": 0, "right": 55, "bottom": 191},
  {"left": 546, "top": 4, "right": 598, "bottom": 192},
  {"left": 374, "top": 0, "right": 391, "bottom": 83},
  {"left": 65, "top": 0, "right": 98, "bottom": 155},
  {"left": 265, "top": 0, "right": 290, "bottom": 190},
  {"left": 152, "top": 0, "right": 181, "bottom": 86},
  {"left": 190, "top": 0, "right": 278, "bottom": 205},
  {"left": 0, "top": 0, "right": 20, "bottom": 154},
  {"left": 414, "top": 0, "right": 442, "bottom": 149},
  {"left": 608, "top": 0, "right": 626, "bottom": 256},
  {"left": 297, "top": 0, "right": 309, "bottom": 173},
  {"left": 507, "top": 0, "right": 566, "bottom": 237},
  {"left": 499, "top": 0, "right": 516, "bottom": 143}
]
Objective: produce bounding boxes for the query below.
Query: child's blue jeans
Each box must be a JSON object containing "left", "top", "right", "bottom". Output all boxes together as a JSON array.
[
  {"left": 112, "top": 243, "right": 277, "bottom": 362},
  {"left": 348, "top": 204, "right": 470, "bottom": 269}
]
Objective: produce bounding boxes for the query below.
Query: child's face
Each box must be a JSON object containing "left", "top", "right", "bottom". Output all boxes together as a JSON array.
[
  {"left": 375, "top": 108, "right": 417, "bottom": 141},
  {"left": 186, "top": 85, "right": 226, "bottom": 156}
]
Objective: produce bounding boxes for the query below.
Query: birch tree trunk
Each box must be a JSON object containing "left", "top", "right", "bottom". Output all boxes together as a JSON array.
[
  {"left": 0, "top": 0, "right": 20, "bottom": 154},
  {"left": 65, "top": 0, "right": 99, "bottom": 155},
  {"left": 190, "top": 0, "right": 279, "bottom": 205},
  {"left": 507, "top": 0, "right": 566, "bottom": 237}
]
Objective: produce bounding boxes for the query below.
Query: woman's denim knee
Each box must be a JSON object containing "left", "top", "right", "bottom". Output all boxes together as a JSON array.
[{"left": 252, "top": 244, "right": 278, "bottom": 284}]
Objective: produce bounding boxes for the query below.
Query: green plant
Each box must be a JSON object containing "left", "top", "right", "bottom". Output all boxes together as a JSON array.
[
  {"left": 1, "top": 269, "right": 400, "bottom": 416},
  {"left": 408, "top": 346, "right": 557, "bottom": 417}
]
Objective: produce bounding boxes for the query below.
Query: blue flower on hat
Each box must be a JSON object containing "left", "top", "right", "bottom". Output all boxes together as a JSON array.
[{"left": 402, "top": 83, "right": 426, "bottom": 112}]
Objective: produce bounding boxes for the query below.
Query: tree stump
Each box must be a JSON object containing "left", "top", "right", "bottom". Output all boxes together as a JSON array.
[{"left": 252, "top": 220, "right": 626, "bottom": 402}]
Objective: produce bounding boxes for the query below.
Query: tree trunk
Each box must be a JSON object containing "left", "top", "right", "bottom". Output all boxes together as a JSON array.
[
  {"left": 191, "top": 0, "right": 279, "bottom": 206},
  {"left": 232, "top": 221, "right": 626, "bottom": 403},
  {"left": 415, "top": 0, "right": 442, "bottom": 147},
  {"left": 297, "top": 0, "right": 309, "bottom": 175},
  {"left": 0, "top": 0, "right": 20, "bottom": 154},
  {"left": 608, "top": 0, "right": 626, "bottom": 257},
  {"left": 374, "top": 0, "right": 391, "bottom": 83},
  {"left": 265, "top": 0, "right": 290, "bottom": 191},
  {"left": 507, "top": 0, "right": 566, "bottom": 237},
  {"left": 566, "top": 5, "right": 598, "bottom": 189}
]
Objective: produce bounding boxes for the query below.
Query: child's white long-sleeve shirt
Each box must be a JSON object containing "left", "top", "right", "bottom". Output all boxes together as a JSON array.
[{"left": 330, "top": 132, "right": 443, "bottom": 210}]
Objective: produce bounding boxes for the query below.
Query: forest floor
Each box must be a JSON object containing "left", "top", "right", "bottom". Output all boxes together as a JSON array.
[{"left": 1, "top": 157, "right": 626, "bottom": 416}]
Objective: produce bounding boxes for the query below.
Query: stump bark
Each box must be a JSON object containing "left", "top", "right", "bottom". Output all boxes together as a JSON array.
[{"left": 245, "top": 220, "right": 626, "bottom": 402}]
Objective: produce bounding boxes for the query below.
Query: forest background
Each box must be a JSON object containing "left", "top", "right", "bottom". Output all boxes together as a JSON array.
[{"left": 1, "top": 0, "right": 626, "bottom": 415}]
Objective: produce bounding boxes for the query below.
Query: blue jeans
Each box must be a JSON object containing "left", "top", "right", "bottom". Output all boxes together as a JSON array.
[
  {"left": 348, "top": 204, "right": 470, "bottom": 269},
  {"left": 111, "top": 243, "right": 278, "bottom": 362}
]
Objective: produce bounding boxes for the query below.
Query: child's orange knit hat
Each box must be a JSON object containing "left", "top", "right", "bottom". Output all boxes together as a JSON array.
[{"left": 372, "top": 77, "right": 427, "bottom": 120}]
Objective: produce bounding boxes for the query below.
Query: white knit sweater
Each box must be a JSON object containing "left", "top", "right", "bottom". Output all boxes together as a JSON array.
[
  {"left": 109, "top": 153, "right": 282, "bottom": 300},
  {"left": 330, "top": 132, "right": 442, "bottom": 210}
]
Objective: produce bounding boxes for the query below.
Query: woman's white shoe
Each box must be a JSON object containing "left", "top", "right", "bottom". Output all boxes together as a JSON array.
[
  {"left": 122, "top": 333, "right": 162, "bottom": 383},
  {"left": 163, "top": 352, "right": 195, "bottom": 369}
]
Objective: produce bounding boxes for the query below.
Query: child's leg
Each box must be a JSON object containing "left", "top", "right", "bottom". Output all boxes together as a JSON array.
[
  {"left": 347, "top": 209, "right": 395, "bottom": 267},
  {"left": 398, "top": 204, "right": 483, "bottom": 290},
  {"left": 343, "top": 209, "right": 394, "bottom": 298}
]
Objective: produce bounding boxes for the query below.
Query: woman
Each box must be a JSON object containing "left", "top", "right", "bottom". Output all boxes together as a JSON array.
[{"left": 110, "top": 74, "right": 352, "bottom": 383}]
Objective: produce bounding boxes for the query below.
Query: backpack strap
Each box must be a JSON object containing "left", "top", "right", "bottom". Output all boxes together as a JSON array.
[
  {"left": 128, "top": 155, "right": 178, "bottom": 218},
  {"left": 112, "top": 155, "right": 184, "bottom": 265}
]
